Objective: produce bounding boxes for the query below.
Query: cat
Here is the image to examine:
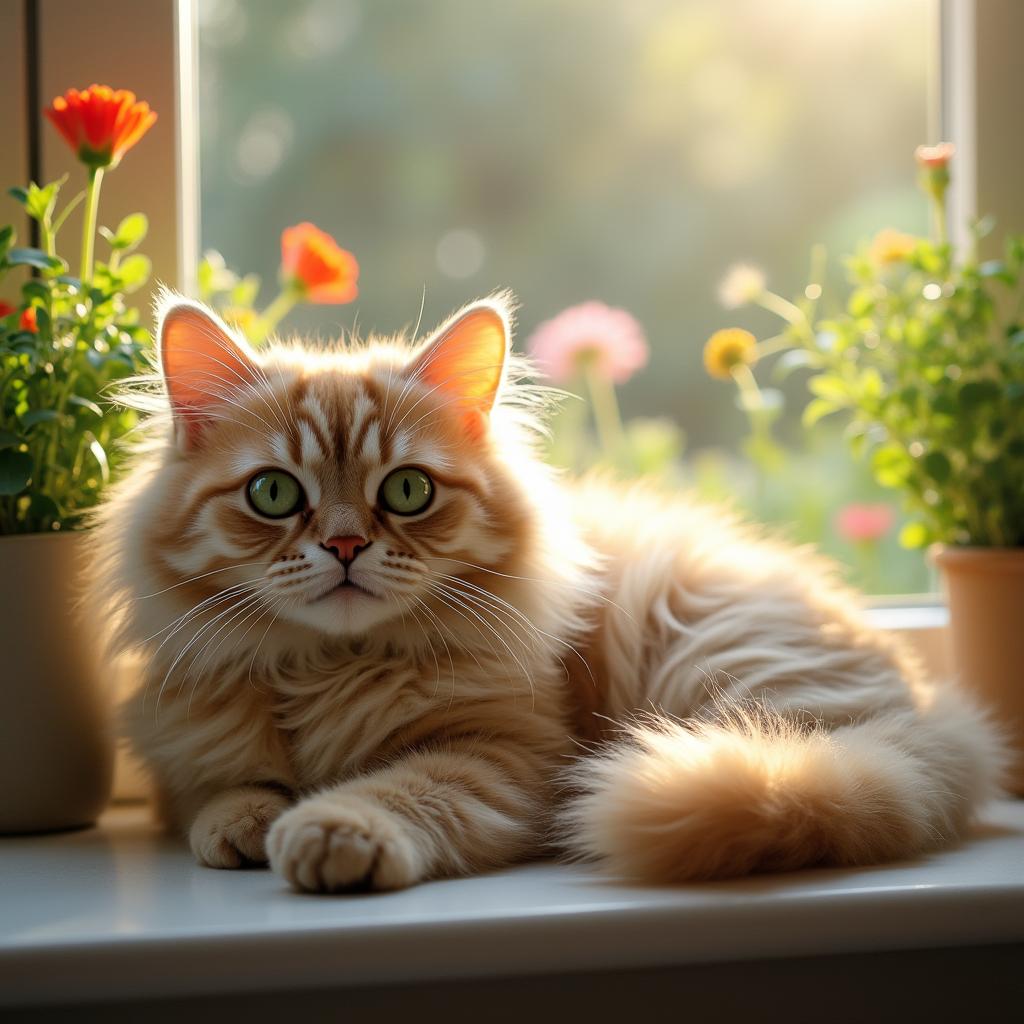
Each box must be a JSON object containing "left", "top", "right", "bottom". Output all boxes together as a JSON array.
[{"left": 90, "top": 292, "right": 1004, "bottom": 892}]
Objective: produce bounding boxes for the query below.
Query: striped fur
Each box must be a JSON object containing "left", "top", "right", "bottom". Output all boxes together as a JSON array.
[{"left": 89, "top": 295, "right": 1004, "bottom": 892}]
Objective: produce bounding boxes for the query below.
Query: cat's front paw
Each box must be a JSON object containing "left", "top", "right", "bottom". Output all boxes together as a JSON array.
[
  {"left": 190, "top": 786, "right": 291, "bottom": 869},
  {"left": 267, "top": 794, "right": 421, "bottom": 893}
]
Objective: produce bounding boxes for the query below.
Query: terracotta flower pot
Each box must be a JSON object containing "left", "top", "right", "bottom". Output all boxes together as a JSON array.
[
  {"left": 0, "top": 531, "right": 114, "bottom": 833},
  {"left": 932, "top": 545, "right": 1024, "bottom": 795}
]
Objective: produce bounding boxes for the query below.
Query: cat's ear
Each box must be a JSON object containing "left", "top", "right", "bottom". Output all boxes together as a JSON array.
[
  {"left": 408, "top": 298, "right": 510, "bottom": 426},
  {"left": 158, "top": 298, "right": 262, "bottom": 451}
]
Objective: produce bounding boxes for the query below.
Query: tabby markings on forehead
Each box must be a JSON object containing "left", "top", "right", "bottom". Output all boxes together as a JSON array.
[
  {"left": 301, "top": 395, "right": 332, "bottom": 440},
  {"left": 390, "top": 429, "right": 411, "bottom": 463},
  {"left": 298, "top": 420, "right": 324, "bottom": 466},
  {"left": 349, "top": 390, "right": 377, "bottom": 444},
  {"left": 360, "top": 420, "right": 381, "bottom": 463},
  {"left": 271, "top": 433, "right": 291, "bottom": 466}
]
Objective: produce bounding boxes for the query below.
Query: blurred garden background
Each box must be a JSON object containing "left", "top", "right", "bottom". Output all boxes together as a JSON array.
[{"left": 198, "top": 0, "right": 938, "bottom": 595}]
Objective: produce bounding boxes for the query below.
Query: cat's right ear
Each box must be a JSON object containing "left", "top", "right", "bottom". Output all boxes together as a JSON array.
[{"left": 158, "top": 298, "right": 262, "bottom": 452}]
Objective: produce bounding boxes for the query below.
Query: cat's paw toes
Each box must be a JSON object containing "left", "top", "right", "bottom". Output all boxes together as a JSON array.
[
  {"left": 190, "top": 787, "right": 291, "bottom": 869},
  {"left": 267, "top": 796, "right": 420, "bottom": 893}
]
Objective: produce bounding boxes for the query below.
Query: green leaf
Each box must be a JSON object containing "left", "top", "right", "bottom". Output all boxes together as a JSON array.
[
  {"left": 872, "top": 443, "right": 912, "bottom": 488},
  {"left": 899, "top": 521, "right": 931, "bottom": 549},
  {"left": 23, "top": 180, "right": 63, "bottom": 223},
  {"left": 6, "top": 247, "right": 66, "bottom": 273},
  {"left": 117, "top": 253, "right": 151, "bottom": 293},
  {"left": 808, "top": 375, "right": 849, "bottom": 401},
  {"left": 0, "top": 448, "right": 32, "bottom": 495},
  {"left": 33, "top": 305, "right": 51, "bottom": 337},
  {"left": 0, "top": 429, "right": 24, "bottom": 449},
  {"left": 197, "top": 250, "right": 237, "bottom": 300},
  {"left": 20, "top": 408, "right": 61, "bottom": 429},
  {"left": 85, "top": 431, "right": 110, "bottom": 484},
  {"left": 7, "top": 186, "right": 28, "bottom": 206},
  {"left": 230, "top": 273, "right": 261, "bottom": 309},
  {"left": 68, "top": 395, "right": 104, "bottom": 418},
  {"left": 922, "top": 450, "right": 952, "bottom": 483},
  {"left": 859, "top": 367, "right": 884, "bottom": 400},
  {"left": 848, "top": 288, "right": 875, "bottom": 317},
  {"left": 0, "top": 224, "right": 13, "bottom": 258},
  {"left": 802, "top": 398, "right": 839, "bottom": 427},
  {"left": 108, "top": 212, "right": 148, "bottom": 250},
  {"left": 56, "top": 273, "right": 83, "bottom": 291},
  {"left": 20, "top": 280, "right": 50, "bottom": 304}
]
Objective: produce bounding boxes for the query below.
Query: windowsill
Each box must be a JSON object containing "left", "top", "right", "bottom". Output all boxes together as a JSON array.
[{"left": 2, "top": 802, "right": 1023, "bottom": 1008}]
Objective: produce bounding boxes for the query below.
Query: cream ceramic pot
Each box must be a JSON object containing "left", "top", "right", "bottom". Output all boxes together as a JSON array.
[{"left": 0, "top": 531, "right": 113, "bottom": 832}]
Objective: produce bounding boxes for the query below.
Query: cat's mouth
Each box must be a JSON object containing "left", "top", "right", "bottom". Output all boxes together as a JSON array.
[{"left": 313, "top": 577, "right": 378, "bottom": 603}]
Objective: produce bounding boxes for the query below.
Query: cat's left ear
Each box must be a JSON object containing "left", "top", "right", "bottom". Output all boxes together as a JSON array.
[
  {"left": 157, "top": 297, "right": 263, "bottom": 452},
  {"left": 407, "top": 298, "right": 510, "bottom": 428}
]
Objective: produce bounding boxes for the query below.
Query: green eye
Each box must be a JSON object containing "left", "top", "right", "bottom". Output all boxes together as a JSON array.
[
  {"left": 247, "top": 470, "right": 304, "bottom": 518},
  {"left": 380, "top": 467, "right": 433, "bottom": 516}
]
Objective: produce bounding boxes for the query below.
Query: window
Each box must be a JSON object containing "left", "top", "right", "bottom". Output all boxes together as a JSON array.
[{"left": 196, "top": 0, "right": 937, "bottom": 593}]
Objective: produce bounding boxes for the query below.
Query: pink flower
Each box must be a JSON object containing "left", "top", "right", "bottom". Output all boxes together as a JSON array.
[
  {"left": 835, "top": 503, "right": 895, "bottom": 543},
  {"left": 528, "top": 302, "right": 648, "bottom": 384},
  {"left": 914, "top": 143, "right": 955, "bottom": 170}
]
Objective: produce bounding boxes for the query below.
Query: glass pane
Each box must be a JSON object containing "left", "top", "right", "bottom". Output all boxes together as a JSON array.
[{"left": 198, "top": 0, "right": 936, "bottom": 595}]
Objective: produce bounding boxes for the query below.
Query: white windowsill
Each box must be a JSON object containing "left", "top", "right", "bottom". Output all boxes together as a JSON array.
[{"left": 1, "top": 802, "right": 1022, "bottom": 1008}]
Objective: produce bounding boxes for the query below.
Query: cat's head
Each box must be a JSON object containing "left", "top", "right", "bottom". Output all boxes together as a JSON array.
[{"left": 139, "top": 293, "right": 551, "bottom": 640}]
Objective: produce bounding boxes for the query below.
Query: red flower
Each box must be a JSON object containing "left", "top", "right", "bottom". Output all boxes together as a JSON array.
[
  {"left": 0, "top": 301, "right": 14, "bottom": 318},
  {"left": 19, "top": 307, "right": 37, "bottom": 333},
  {"left": 281, "top": 223, "right": 359, "bottom": 304},
  {"left": 45, "top": 85, "right": 157, "bottom": 169}
]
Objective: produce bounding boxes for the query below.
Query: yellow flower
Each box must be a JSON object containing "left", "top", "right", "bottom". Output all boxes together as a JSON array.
[
  {"left": 703, "top": 328, "right": 757, "bottom": 379},
  {"left": 868, "top": 228, "right": 917, "bottom": 266}
]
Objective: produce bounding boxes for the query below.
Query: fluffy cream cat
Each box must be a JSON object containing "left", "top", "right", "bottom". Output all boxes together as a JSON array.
[{"left": 91, "top": 293, "right": 1003, "bottom": 891}]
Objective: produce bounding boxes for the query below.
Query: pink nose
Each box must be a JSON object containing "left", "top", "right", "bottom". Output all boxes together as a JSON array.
[{"left": 322, "top": 535, "right": 370, "bottom": 564}]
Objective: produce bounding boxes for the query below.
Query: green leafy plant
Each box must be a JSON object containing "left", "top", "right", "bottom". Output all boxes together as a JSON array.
[
  {"left": 710, "top": 144, "right": 1024, "bottom": 548},
  {"left": 0, "top": 84, "right": 159, "bottom": 534}
]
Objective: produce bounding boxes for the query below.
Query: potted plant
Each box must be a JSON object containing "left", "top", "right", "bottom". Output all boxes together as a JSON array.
[
  {"left": 0, "top": 85, "right": 158, "bottom": 832},
  {"left": 708, "top": 143, "right": 1024, "bottom": 792}
]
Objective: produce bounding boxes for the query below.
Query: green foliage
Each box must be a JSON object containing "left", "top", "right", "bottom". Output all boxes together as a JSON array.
[
  {"left": 197, "top": 250, "right": 264, "bottom": 343},
  {"left": 778, "top": 225, "right": 1024, "bottom": 547},
  {"left": 1, "top": 176, "right": 150, "bottom": 533}
]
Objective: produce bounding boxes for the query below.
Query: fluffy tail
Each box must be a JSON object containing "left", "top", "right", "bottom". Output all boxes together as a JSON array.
[{"left": 563, "top": 688, "right": 1006, "bottom": 881}]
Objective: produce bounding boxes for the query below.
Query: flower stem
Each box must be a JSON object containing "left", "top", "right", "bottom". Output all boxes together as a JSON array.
[
  {"left": 79, "top": 167, "right": 104, "bottom": 285},
  {"left": 753, "top": 334, "right": 792, "bottom": 358},
  {"left": 932, "top": 195, "right": 948, "bottom": 247},
  {"left": 756, "top": 290, "right": 805, "bottom": 325},
  {"left": 257, "top": 286, "right": 300, "bottom": 341},
  {"left": 582, "top": 359, "right": 625, "bottom": 461}
]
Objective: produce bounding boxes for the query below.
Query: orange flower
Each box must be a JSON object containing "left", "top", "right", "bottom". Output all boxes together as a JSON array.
[
  {"left": 19, "top": 307, "right": 37, "bottom": 333},
  {"left": 45, "top": 85, "right": 157, "bottom": 169},
  {"left": 280, "top": 223, "right": 359, "bottom": 304},
  {"left": 868, "top": 228, "right": 917, "bottom": 266}
]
